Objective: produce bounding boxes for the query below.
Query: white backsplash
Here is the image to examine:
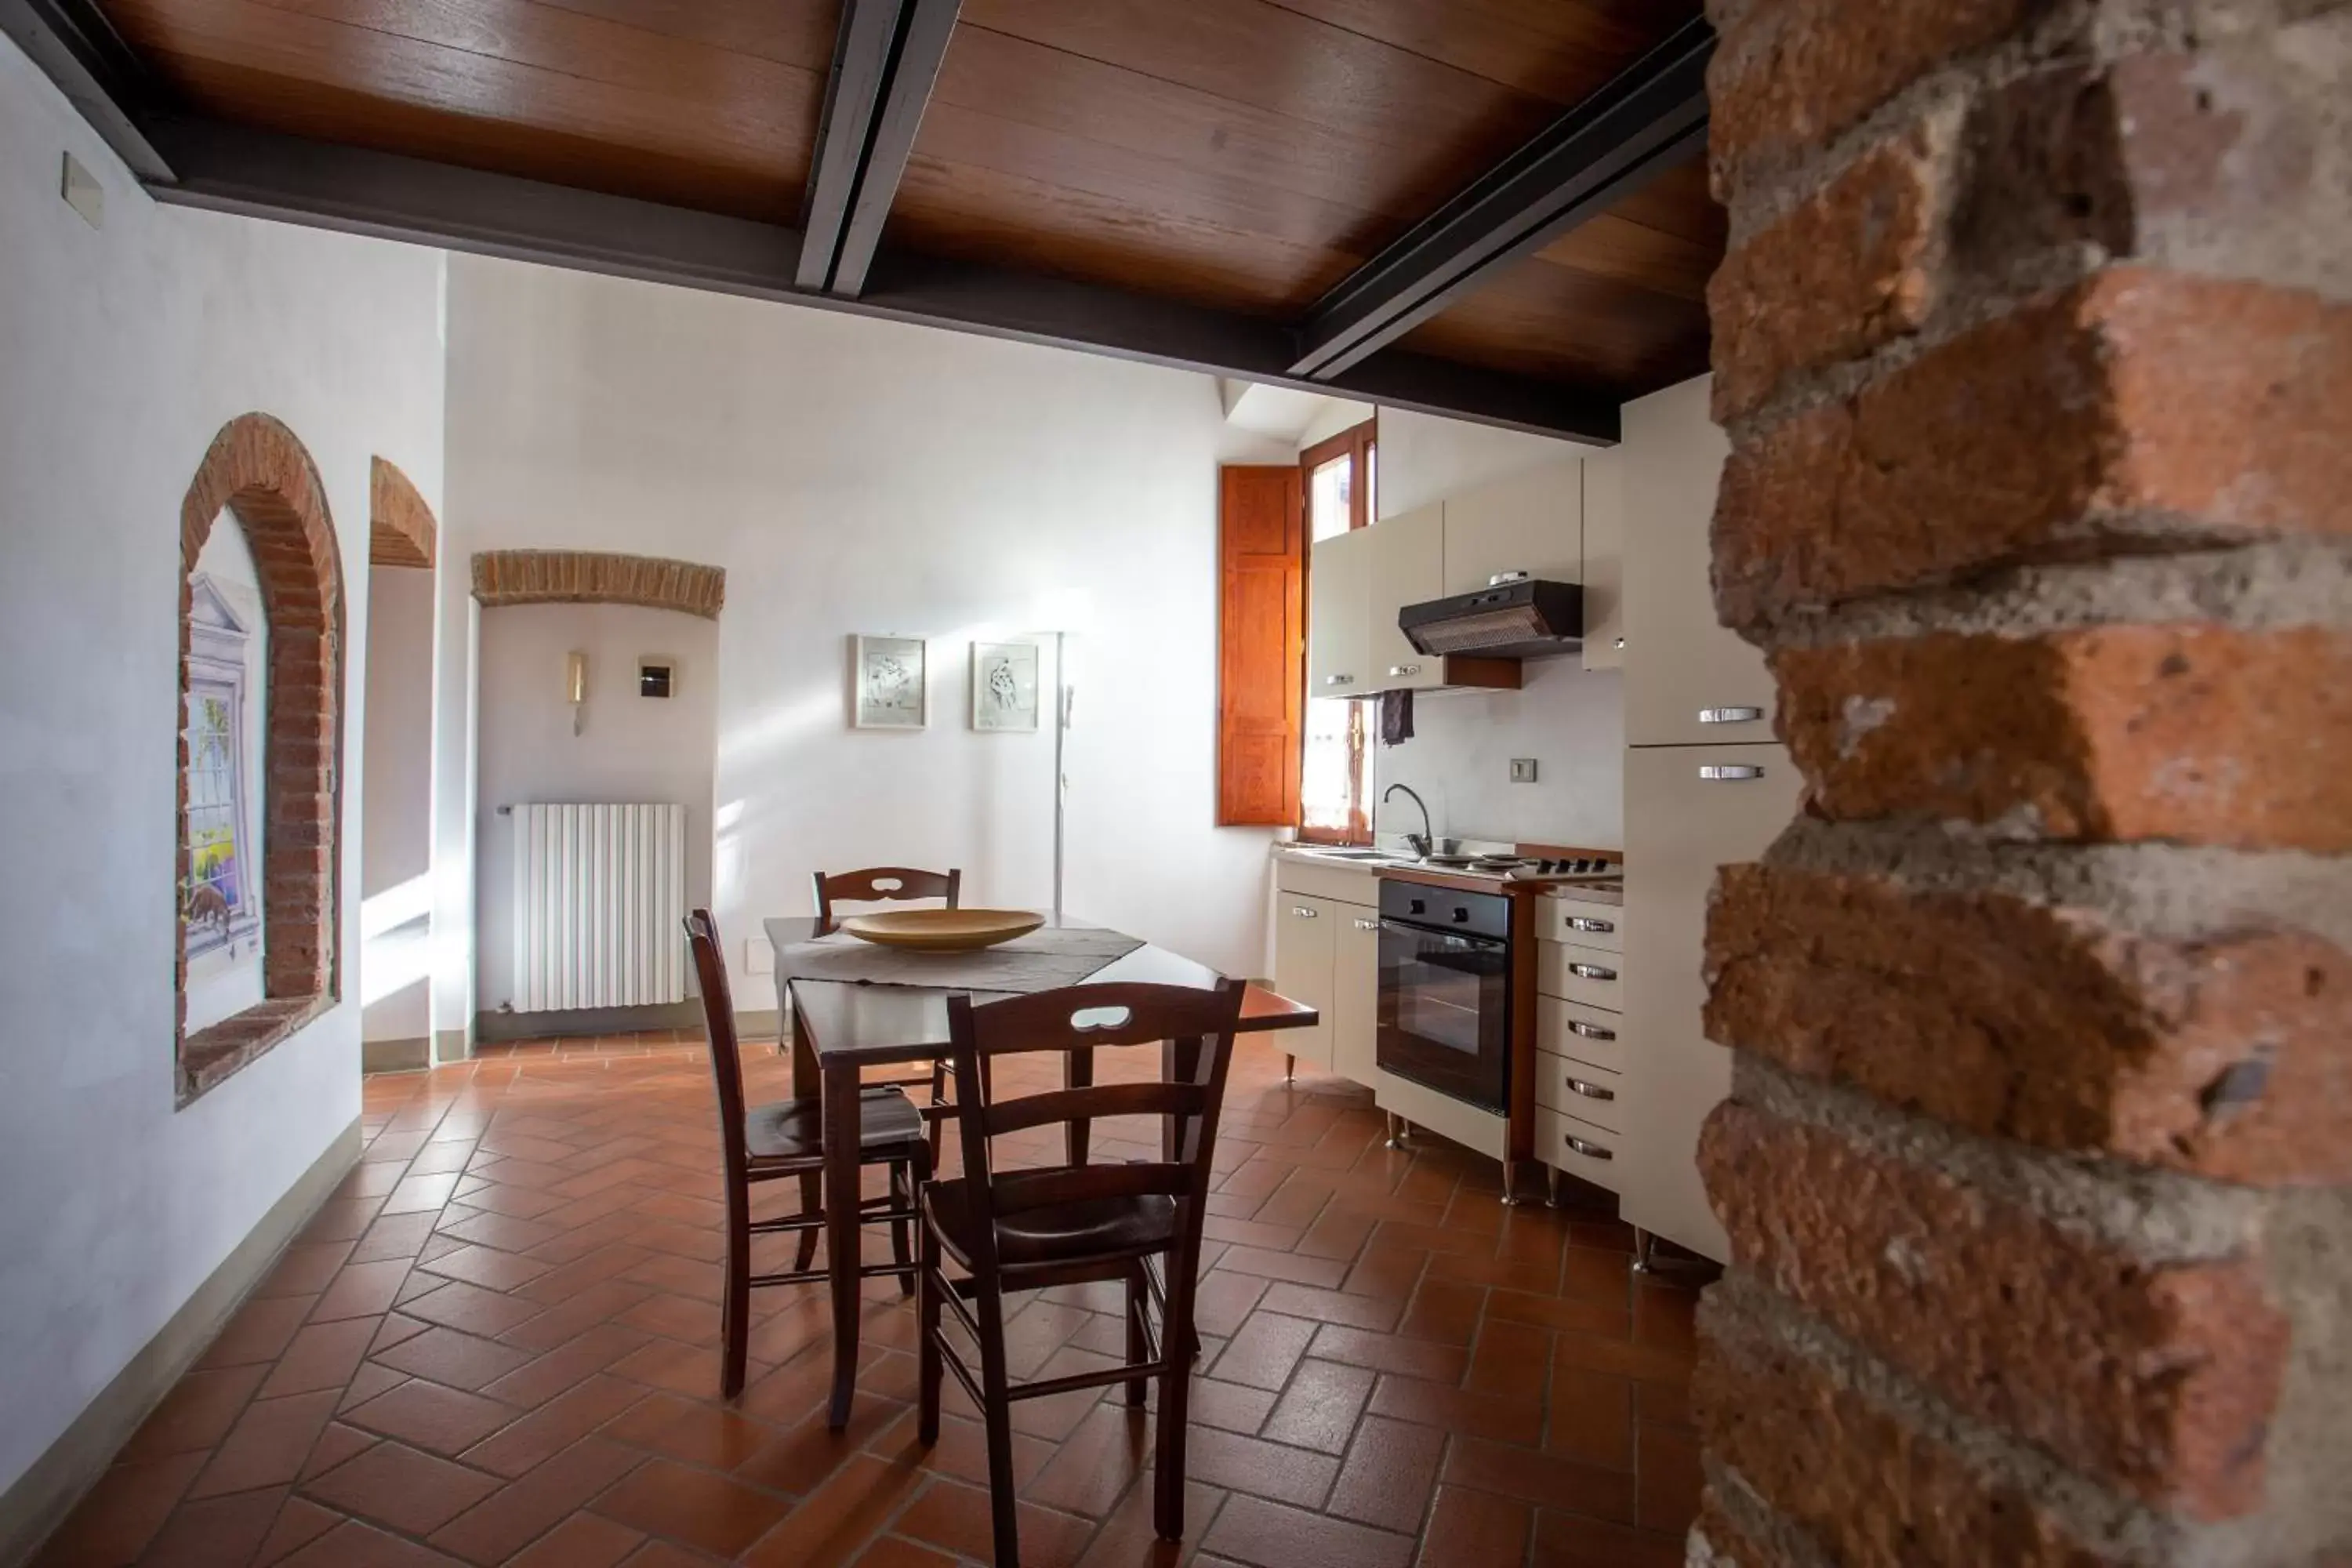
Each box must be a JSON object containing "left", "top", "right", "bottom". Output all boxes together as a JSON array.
[{"left": 1370, "top": 655, "right": 1624, "bottom": 850}]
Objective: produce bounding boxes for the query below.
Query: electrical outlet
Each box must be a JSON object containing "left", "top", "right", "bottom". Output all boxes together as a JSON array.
[
  {"left": 745, "top": 938, "right": 775, "bottom": 977},
  {"left": 1509, "top": 758, "right": 1539, "bottom": 784}
]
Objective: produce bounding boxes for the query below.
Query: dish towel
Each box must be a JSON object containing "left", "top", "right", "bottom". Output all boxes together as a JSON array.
[{"left": 1379, "top": 688, "right": 1414, "bottom": 746}]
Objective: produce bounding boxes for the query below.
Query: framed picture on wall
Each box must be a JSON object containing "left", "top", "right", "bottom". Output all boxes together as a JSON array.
[
  {"left": 971, "top": 641, "right": 1040, "bottom": 731},
  {"left": 851, "top": 634, "right": 927, "bottom": 729}
]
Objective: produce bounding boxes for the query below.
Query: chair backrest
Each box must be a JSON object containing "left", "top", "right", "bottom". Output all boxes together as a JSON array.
[
  {"left": 683, "top": 909, "right": 750, "bottom": 1192},
  {"left": 942, "top": 980, "right": 1245, "bottom": 1264},
  {"left": 811, "top": 866, "right": 962, "bottom": 935}
]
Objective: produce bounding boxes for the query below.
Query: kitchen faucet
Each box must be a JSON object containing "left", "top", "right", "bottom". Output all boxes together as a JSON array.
[{"left": 1382, "top": 783, "right": 1433, "bottom": 860}]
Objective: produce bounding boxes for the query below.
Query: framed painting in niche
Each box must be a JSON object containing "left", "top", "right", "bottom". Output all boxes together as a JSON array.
[
  {"left": 971, "top": 641, "right": 1040, "bottom": 731},
  {"left": 183, "top": 569, "right": 266, "bottom": 1026},
  {"left": 851, "top": 634, "right": 927, "bottom": 729}
]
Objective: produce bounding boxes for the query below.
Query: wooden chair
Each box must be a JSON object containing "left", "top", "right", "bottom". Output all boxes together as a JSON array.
[
  {"left": 684, "top": 909, "right": 933, "bottom": 1399},
  {"left": 811, "top": 865, "right": 967, "bottom": 1148},
  {"left": 916, "top": 978, "right": 1246, "bottom": 1564}
]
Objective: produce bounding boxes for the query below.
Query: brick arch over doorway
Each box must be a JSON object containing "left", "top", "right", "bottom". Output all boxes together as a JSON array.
[
  {"left": 177, "top": 412, "right": 347, "bottom": 1106},
  {"left": 471, "top": 549, "right": 726, "bottom": 619},
  {"left": 369, "top": 456, "right": 437, "bottom": 568}
]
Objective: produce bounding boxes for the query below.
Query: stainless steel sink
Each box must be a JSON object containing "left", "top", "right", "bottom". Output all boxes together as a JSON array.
[{"left": 1301, "top": 847, "right": 1394, "bottom": 862}]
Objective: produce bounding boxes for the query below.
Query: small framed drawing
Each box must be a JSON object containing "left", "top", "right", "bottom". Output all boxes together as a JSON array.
[
  {"left": 851, "top": 635, "right": 927, "bottom": 729},
  {"left": 971, "top": 641, "right": 1040, "bottom": 731}
]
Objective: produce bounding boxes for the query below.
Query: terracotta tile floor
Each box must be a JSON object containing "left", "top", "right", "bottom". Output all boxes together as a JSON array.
[{"left": 41, "top": 1029, "right": 1712, "bottom": 1567}]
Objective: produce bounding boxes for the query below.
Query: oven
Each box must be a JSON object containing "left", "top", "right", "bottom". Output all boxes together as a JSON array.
[{"left": 1374, "top": 880, "right": 1512, "bottom": 1113}]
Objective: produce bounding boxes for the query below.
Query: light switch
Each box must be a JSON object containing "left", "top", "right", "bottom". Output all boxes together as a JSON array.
[
  {"left": 1509, "top": 758, "right": 1539, "bottom": 783},
  {"left": 60, "top": 152, "right": 103, "bottom": 230}
]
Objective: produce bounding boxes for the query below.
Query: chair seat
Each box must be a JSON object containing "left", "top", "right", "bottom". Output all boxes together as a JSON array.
[
  {"left": 745, "top": 1086, "right": 926, "bottom": 1163},
  {"left": 924, "top": 1176, "right": 1176, "bottom": 1269}
]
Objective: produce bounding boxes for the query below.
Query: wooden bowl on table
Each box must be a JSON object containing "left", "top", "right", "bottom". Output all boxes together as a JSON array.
[{"left": 838, "top": 909, "right": 1045, "bottom": 952}]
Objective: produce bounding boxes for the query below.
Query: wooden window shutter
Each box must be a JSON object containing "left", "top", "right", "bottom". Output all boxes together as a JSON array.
[{"left": 1216, "top": 464, "right": 1305, "bottom": 826}]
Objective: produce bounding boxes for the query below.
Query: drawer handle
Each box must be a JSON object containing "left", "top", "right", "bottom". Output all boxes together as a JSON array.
[
  {"left": 1568, "top": 1020, "right": 1617, "bottom": 1040},
  {"left": 1325, "top": 673, "right": 1356, "bottom": 688},
  {"left": 1566, "top": 916, "right": 1614, "bottom": 934},
  {"left": 1353, "top": 918, "right": 1378, "bottom": 931},
  {"left": 1699, "top": 706, "right": 1763, "bottom": 724},
  {"left": 1291, "top": 906, "right": 1318, "bottom": 919},
  {"left": 1565, "top": 1134, "right": 1613, "bottom": 1160},
  {"left": 1699, "top": 764, "right": 1765, "bottom": 782},
  {"left": 1388, "top": 663, "right": 1421, "bottom": 678},
  {"left": 1568, "top": 1076, "right": 1616, "bottom": 1102},
  {"left": 1568, "top": 962, "right": 1617, "bottom": 981}
]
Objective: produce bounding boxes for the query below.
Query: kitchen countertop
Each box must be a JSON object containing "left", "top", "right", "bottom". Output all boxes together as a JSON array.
[{"left": 1272, "top": 843, "right": 1622, "bottom": 905}]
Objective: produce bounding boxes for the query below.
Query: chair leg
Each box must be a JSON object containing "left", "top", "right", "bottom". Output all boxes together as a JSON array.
[
  {"left": 1123, "top": 1266, "right": 1148, "bottom": 1408},
  {"left": 888, "top": 1163, "right": 915, "bottom": 1299},
  {"left": 721, "top": 1190, "right": 752, "bottom": 1400},
  {"left": 974, "top": 1282, "right": 1022, "bottom": 1567},
  {"left": 794, "top": 1171, "right": 822, "bottom": 1272},
  {"left": 1153, "top": 1258, "right": 1198, "bottom": 1541},
  {"left": 916, "top": 1223, "right": 942, "bottom": 1445}
]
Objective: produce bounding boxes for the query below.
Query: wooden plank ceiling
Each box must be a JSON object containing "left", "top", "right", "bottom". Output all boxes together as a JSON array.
[{"left": 98, "top": 0, "right": 1719, "bottom": 409}]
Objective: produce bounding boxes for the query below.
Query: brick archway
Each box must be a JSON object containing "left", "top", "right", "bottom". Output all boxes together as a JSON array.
[
  {"left": 369, "top": 456, "right": 437, "bottom": 568},
  {"left": 471, "top": 549, "right": 725, "bottom": 619},
  {"left": 177, "top": 413, "right": 346, "bottom": 1105}
]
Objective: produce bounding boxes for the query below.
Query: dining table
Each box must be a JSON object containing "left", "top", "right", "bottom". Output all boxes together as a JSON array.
[{"left": 763, "top": 916, "right": 1320, "bottom": 1429}]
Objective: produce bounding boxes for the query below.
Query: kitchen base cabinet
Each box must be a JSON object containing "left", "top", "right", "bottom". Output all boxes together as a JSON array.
[
  {"left": 1330, "top": 906, "right": 1380, "bottom": 1087},
  {"left": 1272, "top": 895, "right": 1337, "bottom": 1073},
  {"left": 1621, "top": 742, "right": 1802, "bottom": 1262}
]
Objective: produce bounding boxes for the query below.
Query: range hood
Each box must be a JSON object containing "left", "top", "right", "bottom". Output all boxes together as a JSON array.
[{"left": 1398, "top": 575, "right": 1584, "bottom": 659}]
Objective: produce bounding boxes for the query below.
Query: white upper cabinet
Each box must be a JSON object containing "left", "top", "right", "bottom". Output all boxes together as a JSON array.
[
  {"left": 1440, "top": 458, "right": 1582, "bottom": 597},
  {"left": 1622, "top": 376, "right": 1776, "bottom": 746},
  {"left": 1306, "top": 524, "right": 1375, "bottom": 699},
  {"left": 1579, "top": 447, "right": 1624, "bottom": 671},
  {"left": 1369, "top": 503, "right": 1446, "bottom": 690}
]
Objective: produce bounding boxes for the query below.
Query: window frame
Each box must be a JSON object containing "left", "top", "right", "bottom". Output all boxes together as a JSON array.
[{"left": 1296, "top": 419, "right": 1377, "bottom": 846}]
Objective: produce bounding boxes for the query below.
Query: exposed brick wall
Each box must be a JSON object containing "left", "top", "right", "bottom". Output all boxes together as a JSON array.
[
  {"left": 368, "top": 456, "right": 436, "bottom": 568},
  {"left": 470, "top": 550, "right": 725, "bottom": 619},
  {"left": 178, "top": 413, "right": 346, "bottom": 1106},
  {"left": 1694, "top": 0, "right": 2351, "bottom": 1562}
]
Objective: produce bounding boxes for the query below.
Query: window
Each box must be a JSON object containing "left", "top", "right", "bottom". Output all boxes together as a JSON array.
[{"left": 1298, "top": 419, "right": 1376, "bottom": 844}]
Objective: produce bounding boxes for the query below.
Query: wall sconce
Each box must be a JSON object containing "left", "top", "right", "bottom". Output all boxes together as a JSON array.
[{"left": 566, "top": 651, "right": 587, "bottom": 735}]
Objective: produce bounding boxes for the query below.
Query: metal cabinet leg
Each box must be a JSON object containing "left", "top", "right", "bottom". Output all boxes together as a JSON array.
[
  {"left": 1500, "top": 1157, "right": 1524, "bottom": 1206},
  {"left": 1632, "top": 1226, "right": 1657, "bottom": 1275},
  {"left": 1283, "top": 1053, "right": 1296, "bottom": 1082},
  {"left": 1544, "top": 1166, "right": 1562, "bottom": 1208},
  {"left": 1384, "top": 1112, "right": 1409, "bottom": 1150}
]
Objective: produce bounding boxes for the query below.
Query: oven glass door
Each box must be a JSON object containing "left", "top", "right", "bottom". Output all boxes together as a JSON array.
[{"left": 1376, "top": 919, "right": 1510, "bottom": 1112}]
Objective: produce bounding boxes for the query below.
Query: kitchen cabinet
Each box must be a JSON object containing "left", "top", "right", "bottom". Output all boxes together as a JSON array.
[
  {"left": 1306, "top": 524, "right": 1374, "bottom": 699},
  {"left": 1580, "top": 447, "right": 1624, "bottom": 671},
  {"left": 1330, "top": 906, "right": 1381, "bottom": 1087},
  {"left": 1440, "top": 459, "right": 1581, "bottom": 598},
  {"left": 1622, "top": 376, "right": 1775, "bottom": 746},
  {"left": 1621, "top": 741, "right": 1802, "bottom": 1261},
  {"left": 1271, "top": 895, "right": 1338, "bottom": 1073},
  {"left": 1368, "top": 503, "right": 1446, "bottom": 691}
]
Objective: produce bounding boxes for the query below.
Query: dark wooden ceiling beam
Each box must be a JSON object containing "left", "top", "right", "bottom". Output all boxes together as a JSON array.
[
  {"left": 1288, "top": 15, "right": 1715, "bottom": 381},
  {"left": 0, "top": 0, "right": 173, "bottom": 180},
  {"left": 132, "top": 116, "right": 1617, "bottom": 441},
  {"left": 798, "top": 0, "right": 960, "bottom": 297}
]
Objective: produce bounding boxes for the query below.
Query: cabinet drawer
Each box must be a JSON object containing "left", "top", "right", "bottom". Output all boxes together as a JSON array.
[
  {"left": 1539, "top": 895, "right": 1623, "bottom": 952},
  {"left": 1536, "top": 996, "right": 1626, "bottom": 1075},
  {"left": 1537, "top": 941, "right": 1625, "bottom": 1013},
  {"left": 1534, "top": 1057, "right": 1624, "bottom": 1131},
  {"left": 1535, "top": 1106, "right": 1622, "bottom": 1193}
]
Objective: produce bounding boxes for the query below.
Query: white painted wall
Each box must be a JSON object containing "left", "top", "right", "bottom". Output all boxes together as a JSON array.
[
  {"left": 0, "top": 31, "right": 444, "bottom": 1499},
  {"left": 361, "top": 564, "right": 437, "bottom": 1044},
  {"left": 442, "top": 256, "right": 1293, "bottom": 992},
  {"left": 474, "top": 602, "right": 720, "bottom": 1013},
  {"left": 1369, "top": 409, "right": 1624, "bottom": 848}
]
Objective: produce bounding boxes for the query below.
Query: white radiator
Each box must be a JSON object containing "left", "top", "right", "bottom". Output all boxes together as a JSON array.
[{"left": 510, "top": 802, "right": 689, "bottom": 1012}]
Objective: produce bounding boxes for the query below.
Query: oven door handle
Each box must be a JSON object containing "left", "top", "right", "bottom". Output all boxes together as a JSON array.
[{"left": 1378, "top": 917, "right": 1506, "bottom": 950}]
